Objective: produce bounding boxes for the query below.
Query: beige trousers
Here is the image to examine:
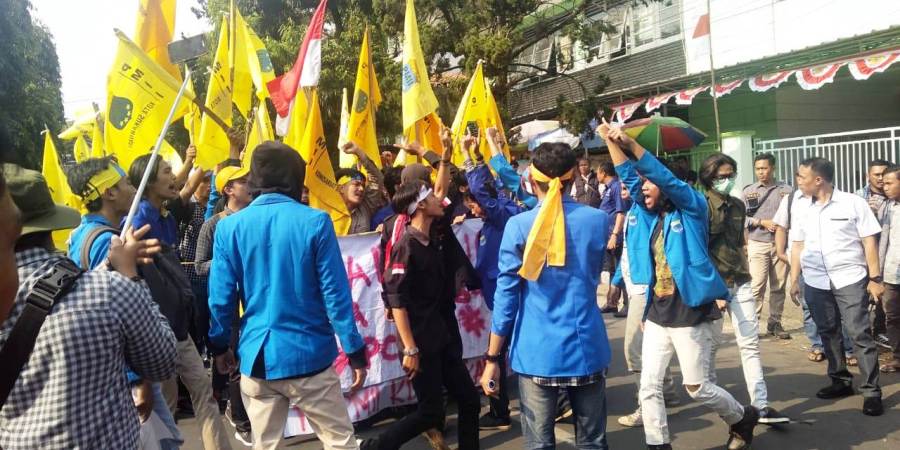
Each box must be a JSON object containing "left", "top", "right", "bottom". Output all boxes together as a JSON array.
[
  {"left": 240, "top": 368, "right": 359, "bottom": 450},
  {"left": 747, "top": 239, "right": 788, "bottom": 328},
  {"left": 161, "top": 338, "right": 232, "bottom": 450}
]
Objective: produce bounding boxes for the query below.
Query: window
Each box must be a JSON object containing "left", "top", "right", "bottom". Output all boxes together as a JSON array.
[{"left": 514, "top": 34, "right": 555, "bottom": 75}]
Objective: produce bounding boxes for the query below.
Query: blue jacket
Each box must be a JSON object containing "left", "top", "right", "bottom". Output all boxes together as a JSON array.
[
  {"left": 68, "top": 214, "right": 115, "bottom": 270},
  {"left": 612, "top": 160, "right": 653, "bottom": 287},
  {"left": 489, "top": 154, "right": 537, "bottom": 210},
  {"left": 618, "top": 153, "right": 729, "bottom": 307},
  {"left": 208, "top": 193, "right": 365, "bottom": 379},
  {"left": 466, "top": 163, "right": 523, "bottom": 308},
  {"left": 493, "top": 196, "right": 611, "bottom": 377}
]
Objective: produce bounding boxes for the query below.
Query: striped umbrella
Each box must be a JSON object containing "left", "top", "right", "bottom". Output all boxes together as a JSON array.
[{"left": 622, "top": 115, "right": 707, "bottom": 153}]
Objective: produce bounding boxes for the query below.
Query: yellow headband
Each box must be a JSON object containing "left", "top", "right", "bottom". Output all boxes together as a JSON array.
[
  {"left": 337, "top": 173, "right": 365, "bottom": 186},
  {"left": 518, "top": 165, "right": 574, "bottom": 281},
  {"left": 80, "top": 164, "right": 125, "bottom": 203}
]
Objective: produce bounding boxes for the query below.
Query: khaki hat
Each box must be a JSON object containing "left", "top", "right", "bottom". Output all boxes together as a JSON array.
[
  {"left": 400, "top": 163, "right": 432, "bottom": 185},
  {"left": 215, "top": 165, "right": 250, "bottom": 193},
  {"left": 2, "top": 163, "right": 80, "bottom": 236}
]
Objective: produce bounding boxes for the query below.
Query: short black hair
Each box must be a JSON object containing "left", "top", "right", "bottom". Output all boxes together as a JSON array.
[
  {"left": 391, "top": 180, "right": 427, "bottom": 215},
  {"left": 870, "top": 159, "right": 891, "bottom": 169},
  {"left": 335, "top": 167, "right": 366, "bottom": 186},
  {"left": 383, "top": 166, "right": 404, "bottom": 198},
  {"left": 699, "top": 153, "right": 738, "bottom": 189},
  {"left": 532, "top": 142, "right": 576, "bottom": 191},
  {"left": 248, "top": 141, "right": 306, "bottom": 201},
  {"left": 753, "top": 153, "right": 776, "bottom": 167},
  {"left": 884, "top": 165, "right": 900, "bottom": 178},
  {"left": 66, "top": 157, "right": 117, "bottom": 212},
  {"left": 799, "top": 157, "right": 834, "bottom": 183},
  {"left": 128, "top": 154, "right": 161, "bottom": 197},
  {"left": 597, "top": 161, "right": 615, "bottom": 177}
]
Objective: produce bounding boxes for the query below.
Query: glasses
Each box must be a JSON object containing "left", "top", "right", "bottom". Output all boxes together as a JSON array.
[{"left": 713, "top": 173, "right": 736, "bottom": 182}]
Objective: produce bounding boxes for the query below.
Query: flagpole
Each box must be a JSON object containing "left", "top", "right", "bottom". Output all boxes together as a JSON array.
[
  {"left": 706, "top": 0, "right": 722, "bottom": 150},
  {"left": 121, "top": 70, "right": 193, "bottom": 238}
]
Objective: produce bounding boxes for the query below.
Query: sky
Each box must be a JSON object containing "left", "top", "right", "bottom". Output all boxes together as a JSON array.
[{"left": 30, "top": 0, "right": 212, "bottom": 120}]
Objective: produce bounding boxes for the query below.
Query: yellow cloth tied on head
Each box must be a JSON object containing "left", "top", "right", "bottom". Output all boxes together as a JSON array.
[
  {"left": 518, "top": 165, "right": 574, "bottom": 281},
  {"left": 72, "top": 164, "right": 126, "bottom": 210}
]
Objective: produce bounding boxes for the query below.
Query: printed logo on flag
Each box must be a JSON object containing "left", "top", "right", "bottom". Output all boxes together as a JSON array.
[
  {"left": 257, "top": 50, "right": 273, "bottom": 72},
  {"left": 354, "top": 90, "right": 369, "bottom": 113},
  {"left": 108, "top": 96, "right": 134, "bottom": 130},
  {"left": 401, "top": 64, "right": 417, "bottom": 92}
]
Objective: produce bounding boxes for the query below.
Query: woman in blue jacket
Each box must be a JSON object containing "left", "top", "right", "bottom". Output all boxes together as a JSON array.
[{"left": 598, "top": 119, "right": 758, "bottom": 450}]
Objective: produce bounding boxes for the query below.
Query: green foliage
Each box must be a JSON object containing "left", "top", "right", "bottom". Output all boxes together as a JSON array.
[{"left": 0, "top": 0, "right": 66, "bottom": 168}]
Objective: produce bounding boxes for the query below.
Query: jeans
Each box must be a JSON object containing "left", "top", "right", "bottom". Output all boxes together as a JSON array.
[
  {"left": 622, "top": 281, "right": 677, "bottom": 406},
  {"left": 640, "top": 320, "right": 744, "bottom": 446},
  {"left": 884, "top": 283, "right": 900, "bottom": 360},
  {"left": 364, "top": 344, "right": 480, "bottom": 450},
  {"left": 518, "top": 376, "right": 608, "bottom": 450},
  {"left": 151, "top": 382, "right": 183, "bottom": 449},
  {"left": 709, "top": 281, "right": 768, "bottom": 409},
  {"left": 804, "top": 278, "right": 881, "bottom": 398},
  {"left": 799, "top": 278, "right": 853, "bottom": 354}
]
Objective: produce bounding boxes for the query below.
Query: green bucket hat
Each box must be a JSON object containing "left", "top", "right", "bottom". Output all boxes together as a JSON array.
[{"left": 1, "top": 163, "right": 80, "bottom": 236}]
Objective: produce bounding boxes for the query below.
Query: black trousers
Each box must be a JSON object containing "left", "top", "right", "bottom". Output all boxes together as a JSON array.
[{"left": 365, "top": 344, "right": 481, "bottom": 450}]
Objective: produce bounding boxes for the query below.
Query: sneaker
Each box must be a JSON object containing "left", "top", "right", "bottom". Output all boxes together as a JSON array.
[
  {"left": 875, "top": 333, "right": 891, "bottom": 350},
  {"left": 479, "top": 413, "right": 512, "bottom": 431},
  {"left": 618, "top": 409, "right": 643, "bottom": 427},
  {"left": 726, "top": 405, "right": 759, "bottom": 450},
  {"left": 664, "top": 396, "right": 682, "bottom": 407},
  {"left": 600, "top": 305, "right": 618, "bottom": 314},
  {"left": 233, "top": 429, "right": 252, "bottom": 447},
  {"left": 613, "top": 308, "right": 629, "bottom": 318},
  {"left": 768, "top": 323, "right": 791, "bottom": 340},
  {"left": 847, "top": 354, "right": 858, "bottom": 367},
  {"left": 555, "top": 406, "right": 573, "bottom": 422},
  {"left": 816, "top": 382, "right": 854, "bottom": 399},
  {"left": 422, "top": 429, "right": 450, "bottom": 450},
  {"left": 224, "top": 404, "right": 236, "bottom": 428},
  {"left": 758, "top": 406, "right": 790, "bottom": 424},
  {"left": 862, "top": 397, "right": 884, "bottom": 416}
]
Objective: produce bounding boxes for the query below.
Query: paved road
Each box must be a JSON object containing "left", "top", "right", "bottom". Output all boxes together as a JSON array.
[{"left": 179, "top": 301, "right": 900, "bottom": 449}]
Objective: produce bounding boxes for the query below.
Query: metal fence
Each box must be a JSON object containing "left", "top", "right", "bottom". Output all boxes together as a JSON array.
[{"left": 754, "top": 127, "right": 900, "bottom": 193}]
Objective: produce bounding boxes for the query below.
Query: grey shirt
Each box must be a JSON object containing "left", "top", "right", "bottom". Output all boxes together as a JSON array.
[{"left": 742, "top": 181, "right": 792, "bottom": 243}]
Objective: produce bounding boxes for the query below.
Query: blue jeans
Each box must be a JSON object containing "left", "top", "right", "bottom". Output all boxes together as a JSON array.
[
  {"left": 800, "top": 280, "right": 853, "bottom": 354},
  {"left": 152, "top": 382, "right": 183, "bottom": 449},
  {"left": 518, "top": 376, "right": 608, "bottom": 449}
]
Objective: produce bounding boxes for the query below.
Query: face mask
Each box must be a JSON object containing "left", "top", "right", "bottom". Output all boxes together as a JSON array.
[{"left": 712, "top": 177, "right": 735, "bottom": 195}]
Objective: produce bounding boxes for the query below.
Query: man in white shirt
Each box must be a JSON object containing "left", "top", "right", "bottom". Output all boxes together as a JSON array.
[{"left": 789, "top": 157, "right": 884, "bottom": 417}]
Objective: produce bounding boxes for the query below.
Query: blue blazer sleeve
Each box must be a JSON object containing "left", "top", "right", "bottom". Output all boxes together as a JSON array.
[
  {"left": 633, "top": 152, "right": 706, "bottom": 218},
  {"left": 466, "top": 164, "right": 523, "bottom": 226},
  {"left": 615, "top": 160, "right": 645, "bottom": 210},
  {"left": 205, "top": 174, "right": 220, "bottom": 220},
  {"left": 313, "top": 214, "right": 366, "bottom": 356},
  {"left": 489, "top": 154, "right": 537, "bottom": 209},
  {"left": 207, "top": 220, "right": 239, "bottom": 351},
  {"left": 491, "top": 217, "right": 526, "bottom": 337}
]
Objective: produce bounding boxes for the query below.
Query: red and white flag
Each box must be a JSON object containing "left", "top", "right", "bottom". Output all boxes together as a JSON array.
[
  {"left": 748, "top": 71, "right": 794, "bottom": 92},
  {"left": 267, "top": 0, "right": 328, "bottom": 135},
  {"left": 848, "top": 50, "right": 899, "bottom": 81},
  {"left": 796, "top": 63, "right": 844, "bottom": 90},
  {"left": 674, "top": 86, "right": 707, "bottom": 105},
  {"left": 710, "top": 79, "right": 743, "bottom": 98},
  {"left": 611, "top": 99, "right": 645, "bottom": 123},
  {"left": 644, "top": 92, "right": 676, "bottom": 113}
]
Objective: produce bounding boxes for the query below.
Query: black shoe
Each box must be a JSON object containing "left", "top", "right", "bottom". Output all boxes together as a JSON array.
[
  {"left": 600, "top": 305, "right": 618, "bottom": 314},
  {"left": 758, "top": 406, "right": 790, "bottom": 424},
  {"left": 768, "top": 323, "right": 792, "bottom": 340},
  {"left": 816, "top": 382, "right": 854, "bottom": 399},
  {"left": 862, "top": 397, "right": 884, "bottom": 416},
  {"left": 479, "top": 413, "right": 512, "bottom": 431},
  {"left": 875, "top": 333, "right": 891, "bottom": 350},
  {"left": 726, "top": 405, "right": 759, "bottom": 450},
  {"left": 647, "top": 444, "right": 672, "bottom": 450},
  {"left": 613, "top": 308, "right": 629, "bottom": 318}
]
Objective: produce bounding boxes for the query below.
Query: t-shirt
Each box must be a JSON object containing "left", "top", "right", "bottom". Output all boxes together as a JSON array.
[{"left": 646, "top": 219, "right": 721, "bottom": 327}]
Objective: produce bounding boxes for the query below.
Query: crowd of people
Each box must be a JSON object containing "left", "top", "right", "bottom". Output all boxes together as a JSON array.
[{"left": 0, "top": 118, "right": 898, "bottom": 450}]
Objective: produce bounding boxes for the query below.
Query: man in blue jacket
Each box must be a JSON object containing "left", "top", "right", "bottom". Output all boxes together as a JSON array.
[
  {"left": 598, "top": 119, "right": 759, "bottom": 450},
  {"left": 480, "top": 141, "right": 611, "bottom": 449},
  {"left": 208, "top": 142, "right": 368, "bottom": 450}
]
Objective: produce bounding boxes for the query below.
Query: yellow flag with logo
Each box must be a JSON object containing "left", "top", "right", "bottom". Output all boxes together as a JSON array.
[
  {"left": 73, "top": 134, "right": 91, "bottom": 163},
  {"left": 347, "top": 26, "right": 382, "bottom": 169},
  {"left": 401, "top": 0, "right": 438, "bottom": 132},
  {"left": 300, "top": 90, "right": 351, "bottom": 236},
  {"left": 41, "top": 130, "right": 74, "bottom": 250},
  {"left": 233, "top": 8, "right": 275, "bottom": 100},
  {"left": 451, "top": 61, "right": 510, "bottom": 165},
  {"left": 337, "top": 88, "right": 355, "bottom": 168},
  {"left": 196, "top": 18, "right": 233, "bottom": 170},
  {"left": 243, "top": 104, "right": 274, "bottom": 166},
  {"left": 105, "top": 29, "right": 194, "bottom": 170},
  {"left": 134, "top": 0, "right": 180, "bottom": 80}
]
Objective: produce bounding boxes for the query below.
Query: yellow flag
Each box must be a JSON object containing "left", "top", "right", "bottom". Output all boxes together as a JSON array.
[
  {"left": 196, "top": 18, "right": 233, "bottom": 170},
  {"left": 401, "top": 0, "right": 439, "bottom": 132},
  {"left": 230, "top": 4, "right": 251, "bottom": 116},
  {"left": 41, "top": 130, "right": 74, "bottom": 250},
  {"left": 399, "top": 112, "right": 444, "bottom": 166},
  {"left": 347, "top": 26, "right": 382, "bottom": 169},
  {"left": 183, "top": 71, "right": 202, "bottom": 144},
  {"left": 243, "top": 104, "right": 274, "bottom": 166},
  {"left": 105, "top": 29, "right": 194, "bottom": 170},
  {"left": 451, "top": 61, "right": 510, "bottom": 165},
  {"left": 134, "top": 0, "right": 180, "bottom": 80},
  {"left": 300, "top": 90, "right": 351, "bottom": 236},
  {"left": 233, "top": 8, "right": 275, "bottom": 100},
  {"left": 72, "top": 134, "right": 91, "bottom": 163},
  {"left": 282, "top": 89, "right": 310, "bottom": 152},
  {"left": 337, "top": 88, "right": 355, "bottom": 168}
]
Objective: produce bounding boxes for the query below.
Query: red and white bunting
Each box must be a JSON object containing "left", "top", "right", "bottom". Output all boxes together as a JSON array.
[
  {"left": 848, "top": 50, "right": 900, "bottom": 81},
  {"left": 748, "top": 71, "right": 794, "bottom": 92},
  {"left": 796, "top": 63, "right": 845, "bottom": 90},
  {"left": 612, "top": 99, "right": 645, "bottom": 123},
  {"left": 710, "top": 79, "right": 744, "bottom": 98},
  {"left": 645, "top": 92, "right": 677, "bottom": 113},
  {"left": 674, "top": 86, "right": 707, "bottom": 105}
]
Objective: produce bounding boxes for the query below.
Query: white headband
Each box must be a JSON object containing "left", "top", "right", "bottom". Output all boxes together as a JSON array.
[{"left": 407, "top": 186, "right": 433, "bottom": 215}]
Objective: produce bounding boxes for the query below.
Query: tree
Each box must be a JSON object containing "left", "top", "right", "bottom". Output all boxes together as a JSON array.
[{"left": 0, "top": 0, "right": 66, "bottom": 168}]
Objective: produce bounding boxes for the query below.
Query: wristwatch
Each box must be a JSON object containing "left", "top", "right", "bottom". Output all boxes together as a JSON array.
[
  {"left": 484, "top": 352, "right": 502, "bottom": 363},
  {"left": 402, "top": 347, "right": 420, "bottom": 357},
  {"left": 870, "top": 275, "right": 883, "bottom": 283}
]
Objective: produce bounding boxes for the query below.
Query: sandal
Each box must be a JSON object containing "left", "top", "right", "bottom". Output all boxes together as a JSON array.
[
  {"left": 808, "top": 350, "right": 825, "bottom": 362},
  {"left": 847, "top": 356, "right": 858, "bottom": 367}
]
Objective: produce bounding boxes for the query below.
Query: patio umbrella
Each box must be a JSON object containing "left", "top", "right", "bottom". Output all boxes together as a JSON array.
[{"left": 622, "top": 115, "right": 707, "bottom": 153}]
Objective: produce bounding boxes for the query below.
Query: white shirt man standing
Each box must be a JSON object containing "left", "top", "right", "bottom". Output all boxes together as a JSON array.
[{"left": 789, "top": 157, "right": 884, "bottom": 417}]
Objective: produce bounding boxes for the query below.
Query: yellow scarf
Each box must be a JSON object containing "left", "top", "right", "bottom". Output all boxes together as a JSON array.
[
  {"left": 518, "top": 165, "right": 573, "bottom": 281},
  {"left": 72, "top": 164, "right": 126, "bottom": 211}
]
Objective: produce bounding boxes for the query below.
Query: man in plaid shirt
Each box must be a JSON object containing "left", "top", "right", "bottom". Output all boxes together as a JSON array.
[{"left": 0, "top": 164, "right": 177, "bottom": 449}]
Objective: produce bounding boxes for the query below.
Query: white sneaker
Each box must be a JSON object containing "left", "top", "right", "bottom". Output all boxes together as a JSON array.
[{"left": 617, "top": 409, "right": 643, "bottom": 427}]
